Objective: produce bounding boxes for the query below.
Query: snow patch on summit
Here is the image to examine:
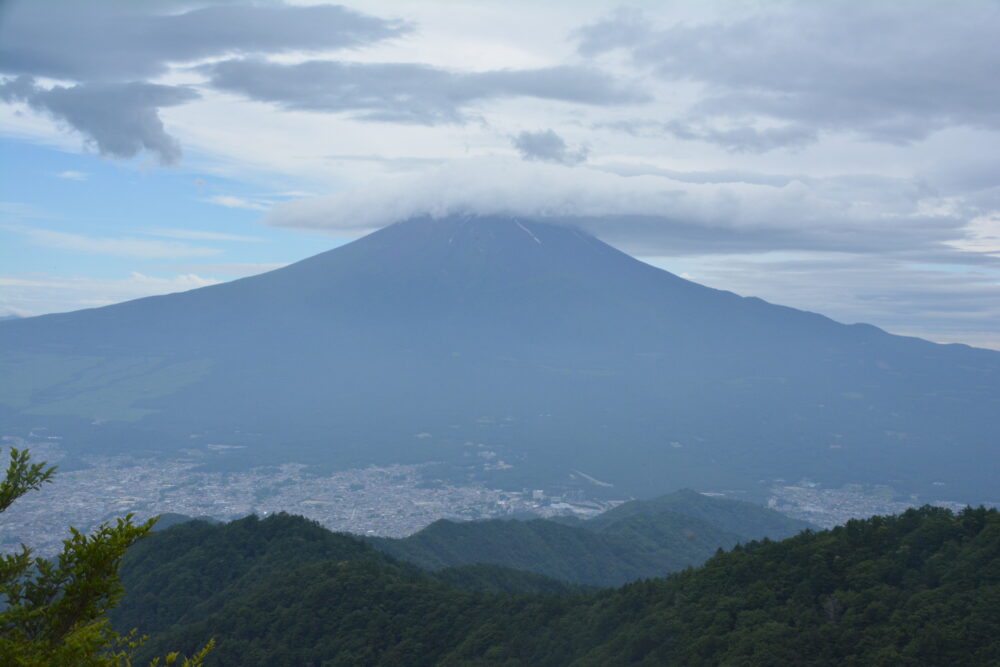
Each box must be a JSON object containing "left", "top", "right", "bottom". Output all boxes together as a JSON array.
[{"left": 515, "top": 220, "right": 542, "bottom": 245}]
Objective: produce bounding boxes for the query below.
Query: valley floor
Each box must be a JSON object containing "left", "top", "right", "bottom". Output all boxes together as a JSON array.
[
  {"left": 0, "top": 435, "right": 614, "bottom": 555},
  {"left": 0, "top": 433, "right": 975, "bottom": 556}
]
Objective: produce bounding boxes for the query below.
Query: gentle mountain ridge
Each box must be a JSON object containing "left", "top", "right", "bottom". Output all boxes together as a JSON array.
[
  {"left": 584, "top": 488, "right": 814, "bottom": 535},
  {"left": 370, "top": 489, "right": 812, "bottom": 586}
]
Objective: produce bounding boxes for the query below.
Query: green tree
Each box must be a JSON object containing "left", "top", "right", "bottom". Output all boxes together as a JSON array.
[{"left": 0, "top": 447, "right": 213, "bottom": 666}]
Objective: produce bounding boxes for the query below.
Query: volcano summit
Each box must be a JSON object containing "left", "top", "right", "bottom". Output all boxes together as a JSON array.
[{"left": 1, "top": 216, "right": 997, "bottom": 502}]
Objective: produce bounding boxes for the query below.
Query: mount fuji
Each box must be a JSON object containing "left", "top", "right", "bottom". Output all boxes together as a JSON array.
[{"left": 1, "top": 216, "right": 997, "bottom": 501}]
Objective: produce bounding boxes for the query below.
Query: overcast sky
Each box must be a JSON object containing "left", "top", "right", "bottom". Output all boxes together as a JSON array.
[{"left": 1, "top": 0, "right": 999, "bottom": 349}]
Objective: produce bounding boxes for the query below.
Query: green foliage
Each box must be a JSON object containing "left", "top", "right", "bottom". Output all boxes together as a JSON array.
[
  {"left": 111, "top": 513, "right": 396, "bottom": 637},
  {"left": 0, "top": 447, "right": 56, "bottom": 513},
  {"left": 116, "top": 504, "right": 1000, "bottom": 665},
  {"left": 431, "top": 564, "right": 590, "bottom": 595},
  {"left": 0, "top": 447, "right": 211, "bottom": 666},
  {"left": 147, "top": 638, "right": 215, "bottom": 667}
]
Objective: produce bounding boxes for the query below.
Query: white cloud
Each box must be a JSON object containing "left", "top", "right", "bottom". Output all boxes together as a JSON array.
[
  {"left": 577, "top": 3, "right": 1000, "bottom": 150},
  {"left": 261, "top": 157, "right": 973, "bottom": 256},
  {"left": 267, "top": 190, "right": 316, "bottom": 198},
  {"left": 0, "top": 305, "right": 30, "bottom": 318},
  {"left": 0, "top": 201, "right": 48, "bottom": 220},
  {"left": 203, "top": 195, "right": 271, "bottom": 211},
  {"left": 4, "top": 224, "right": 221, "bottom": 258},
  {"left": 0, "top": 271, "right": 220, "bottom": 316},
  {"left": 146, "top": 227, "right": 266, "bottom": 243},
  {"left": 158, "top": 262, "right": 288, "bottom": 277},
  {"left": 55, "top": 169, "right": 88, "bottom": 181},
  {"left": 947, "top": 213, "right": 1000, "bottom": 254}
]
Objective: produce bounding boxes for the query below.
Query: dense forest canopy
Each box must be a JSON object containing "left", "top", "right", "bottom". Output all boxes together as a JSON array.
[{"left": 114, "top": 505, "right": 1000, "bottom": 665}]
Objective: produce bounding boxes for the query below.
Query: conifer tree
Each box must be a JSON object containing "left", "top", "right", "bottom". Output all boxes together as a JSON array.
[{"left": 0, "top": 447, "right": 213, "bottom": 666}]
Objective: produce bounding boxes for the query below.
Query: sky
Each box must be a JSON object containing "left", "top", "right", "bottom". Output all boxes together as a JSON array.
[{"left": 1, "top": 0, "right": 999, "bottom": 349}]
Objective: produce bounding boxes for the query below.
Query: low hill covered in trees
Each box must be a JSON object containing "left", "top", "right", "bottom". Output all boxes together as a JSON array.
[
  {"left": 116, "top": 505, "right": 1000, "bottom": 665},
  {"left": 369, "top": 489, "right": 812, "bottom": 586}
]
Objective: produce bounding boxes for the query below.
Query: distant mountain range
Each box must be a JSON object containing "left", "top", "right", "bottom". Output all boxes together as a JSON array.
[
  {"left": 370, "top": 489, "right": 812, "bottom": 586},
  {"left": 2, "top": 216, "right": 998, "bottom": 501},
  {"left": 115, "top": 505, "right": 1000, "bottom": 665}
]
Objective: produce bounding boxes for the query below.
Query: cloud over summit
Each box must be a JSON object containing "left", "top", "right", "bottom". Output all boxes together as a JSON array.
[{"left": 262, "top": 157, "right": 979, "bottom": 258}]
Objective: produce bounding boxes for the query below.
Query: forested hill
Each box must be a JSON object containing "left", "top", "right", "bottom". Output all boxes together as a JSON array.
[
  {"left": 582, "top": 488, "right": 813, "bottom": 535},
  {"left": 370, "top": 513, "right": 739, "bottom": 587},
  {"left": 111, "top": 514, "right": 582, "bottom": 638},
  {"left": 120, "top": 506, "right": 1000, "bottom": 665},
  {"left": 369, "top": 489, "right": 812, "bottom": 586}
]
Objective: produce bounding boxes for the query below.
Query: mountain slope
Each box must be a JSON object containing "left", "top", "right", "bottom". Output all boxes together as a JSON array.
[{"left": 2, "top": 215, "right": 998, "bottom": 499}]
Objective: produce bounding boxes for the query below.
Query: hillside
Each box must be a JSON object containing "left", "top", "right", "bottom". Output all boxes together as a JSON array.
[
  {"left": 111, "top": 514, "right": 579, "bottom": 638},
  {"left": 372, "top": 514, "right": 738, "bottom": 586},
  {"left": 2, "top": 216, "right": 998, "bottom": 501},
  {"left": 120, "top": 506, "right": 1000, "bottom": 665},
  {"left": 370, "top": 489, "right": 812, "bottom": 586},
  {"left": 110, "top": 514, "right": 382, "bottom": 636}
]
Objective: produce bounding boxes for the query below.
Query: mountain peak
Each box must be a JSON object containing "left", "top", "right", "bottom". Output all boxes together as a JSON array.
[
  {"left": 266, "top": 214, "right": 693, "bottom": 322},
  {"left": 313, "top": 215, "right": 631, "bottom": 273}
]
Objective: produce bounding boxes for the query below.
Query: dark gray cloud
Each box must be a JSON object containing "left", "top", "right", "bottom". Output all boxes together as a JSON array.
[
  {"left": 578, "top": 3, "right": 1000, "bottom": 150},
  {"left": 597, "top": 118, "right": 818, "bottom": 153},
  {"left": 202, "top": 59, "right": 648, "bottom": 124},
  {"left": 0, "top": 1, "right": 408, "bottom": 162},
  {"left": 511, "top": 129, "right": 588, "bottom": 165},
  {"left": 0, "top": 77, "right": 198, "bottom": 164},
  {"left": 0, "top": 1, "right": 409, "bottom": 82},
  {"left": 575, "top": 7, "right": 649, "bottom": 59},
  {"left": 663, "top": 121, "right": 818, "bottom": 154},
  {"left": 594, "top": 118, "right": 820, "bottom": 153}
]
